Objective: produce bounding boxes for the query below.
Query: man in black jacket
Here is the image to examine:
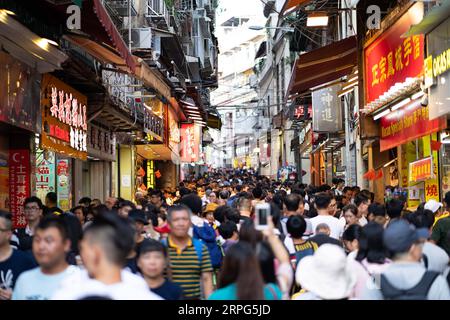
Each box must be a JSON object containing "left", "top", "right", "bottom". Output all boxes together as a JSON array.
[
  {"left": 13, "top": 197, "right": 44, "bottom": 251},
  {"left": 44, "top": 192, "right": 64, "bottom": 216}
]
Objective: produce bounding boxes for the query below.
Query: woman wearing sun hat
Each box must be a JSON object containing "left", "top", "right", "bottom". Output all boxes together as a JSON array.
[{"left": 293, "top": 244, "right": 358, "bottom": 300}]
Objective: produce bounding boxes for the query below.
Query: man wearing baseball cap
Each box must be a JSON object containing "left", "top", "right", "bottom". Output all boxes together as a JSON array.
[
  {"left": 363, "top": 220, "right": 450, "bottom": 300},
  {"left": 425, "top": 199, "right": 444, "bottom": 217},
  {"left": 431, "top": 193, "right": 450, "bottom": 227}
]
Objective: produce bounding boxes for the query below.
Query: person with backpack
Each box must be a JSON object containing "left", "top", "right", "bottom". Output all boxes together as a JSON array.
[
  {"left": 404, "top": 210, "right": 449, "bottom": 274},
  {"left": 283, "top": 216, "right": 318, "bottom": 270},
  {"left": 161, "top": 204, "right": 213, "bottom": 300},
  {"left": 362, "top": 219, "right": 450, "bottom": 300},
  {"left": 179, "top": 194, "right": 223, "bottom": 271}
]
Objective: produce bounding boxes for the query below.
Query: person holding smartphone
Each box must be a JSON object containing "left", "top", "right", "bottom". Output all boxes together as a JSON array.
[{"left": 240, "top": 211, "right": 294, "bottom": 300}]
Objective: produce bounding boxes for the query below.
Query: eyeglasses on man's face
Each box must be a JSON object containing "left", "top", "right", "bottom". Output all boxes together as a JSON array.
[{"left": 24, "top": 206, "right": 40, "bottom": 211}]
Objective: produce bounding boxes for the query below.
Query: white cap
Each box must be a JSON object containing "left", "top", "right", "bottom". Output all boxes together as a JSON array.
[{"left": 424, "top": 199, "right": 443, "bottom": 213}]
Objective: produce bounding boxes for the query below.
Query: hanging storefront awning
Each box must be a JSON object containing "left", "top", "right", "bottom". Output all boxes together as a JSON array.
[
  {"left": 255, "top": 41, "right": 267, "bottom": 59},
  {"left": 91, "top": 0, "right": 136, "bottom": 72},
  {"left": 136, "top": 144, "right": 179, "bottom": 162},
  {"left": 0, "top": 10, "right": 68, "bottom": 73},
  {"left": 66, "top": 38, "right": 173, "bottom": 104},
  {"left": 64, "top": 34, "right": 129, "bottom": 70},
  {"left": 21, "top": 0, "right": 136, "bottom": 72},
  {"left": 169, "top": 98, "right": 187, "bottom": 122},
  {"left": 404, "top": 0, "right": 450, "bottom": 36},
  {"left": 280, "top": 0, "right": 311, "bottom": 16},
  {"left": 134, "top": 60, "right": 172, "bottom": 102},
  {"left": 287, "top": 36, "right": 357, "bottom": 99}
]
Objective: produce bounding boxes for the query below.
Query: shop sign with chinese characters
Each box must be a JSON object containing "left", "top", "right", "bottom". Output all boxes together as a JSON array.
[
  {"left": 143, "top": 108, "right": 164, "bottom": 141},
  {"left": 168, "top": 107, "right": 180, "bottom": 153},
  {"left": 364, "top": 2, "right": 424, "bottom": 105},
  {"left": 294, "top": 105, "right": 312, "bottom": 120},
  {"left": 41, "top": 74, "right": 87, "bottom": 160},
  {"left": 409, "top": 157, "right": 433, "bottom": 183},
  {"left": 9, "top": 150, "right": 30, "bottom": 228},
  {"left": 312, "top": 85, "right": 342, "bottom": 132},
  {"left": 35, "top": 149, "right": 56, "bottom": 202},
  {"left": 380, "top": 100, "right": 446, "bottom": 152},
  {"left": 57, "top": 159, "right": 71, "bottom": 211},
  {"left": 180, "top": 124, "right": 201, "bottom": 163},
  {"left": 87, "top": 124, "right": 116, "bottom": 162},
  {"left": 425, "top": 149, "right": 440, "bottom": 201}
]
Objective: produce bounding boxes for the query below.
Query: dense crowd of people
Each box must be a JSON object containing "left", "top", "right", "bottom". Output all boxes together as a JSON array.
[{"left": 1, "top": 170, "right": 450, "bottom": 300}]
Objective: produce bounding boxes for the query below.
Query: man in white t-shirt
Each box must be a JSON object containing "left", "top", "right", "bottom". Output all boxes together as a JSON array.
[
  {"left": 310, "top": 192, "right": 344, "bottom": 240},
  {"left": 13, "top": 216, "right": 78, "bottom": 300},
  {"left": 52, "top": 213, "right": 161, "bottom": 300},
  {"left": 281, "top": 194, "right": 313, "bottom": 238}
]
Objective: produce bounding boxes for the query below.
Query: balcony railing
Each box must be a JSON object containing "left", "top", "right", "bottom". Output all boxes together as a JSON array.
[
  {"left": 147, "top": 0, "right": 172, "bottom": 29},
  {"left": 105, "top": 0, "right": 137, "bottom": 17}
]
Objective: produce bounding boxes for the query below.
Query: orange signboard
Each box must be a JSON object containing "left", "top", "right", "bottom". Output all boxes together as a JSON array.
[
  {"left": 41, "top": 75, "right": 88, "bottom": 160},
  {"left": 409, "top": 157, "right": 433, "bottom": 183}
]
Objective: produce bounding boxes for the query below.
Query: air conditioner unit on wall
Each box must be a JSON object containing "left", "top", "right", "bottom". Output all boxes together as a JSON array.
[{"left": 130, "top": 28, "right": 152, "bottom": 49}]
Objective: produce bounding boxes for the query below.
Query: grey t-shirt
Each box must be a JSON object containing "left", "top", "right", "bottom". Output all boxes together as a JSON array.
[
  {"left": 422, "top": 242, "right": 449, "bottom": 274},
  {"left": 362, "top": 262, "right": 450, "bottom": 300}
]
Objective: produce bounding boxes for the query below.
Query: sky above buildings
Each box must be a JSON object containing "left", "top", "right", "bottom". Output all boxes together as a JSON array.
[{"left": 216, "top": 0, "right": 264, "bottom": 26}]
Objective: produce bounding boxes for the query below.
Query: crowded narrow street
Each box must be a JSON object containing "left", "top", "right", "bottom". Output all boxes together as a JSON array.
[{"left": 0, "top": 0, "right": 449, "bottom": 304}]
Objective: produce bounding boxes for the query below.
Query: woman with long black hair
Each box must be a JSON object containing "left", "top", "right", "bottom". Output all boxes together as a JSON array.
[
  {"left": 355, "top": 222, "right": 391, "bottom": 275},
  {"left": 208, "top": 241, "right": 280, "bottom": 300}
]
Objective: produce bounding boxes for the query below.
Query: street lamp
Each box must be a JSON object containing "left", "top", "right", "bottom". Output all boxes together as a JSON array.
[{"left": 249, "top": 25, "right": 295, "bottom": 32}]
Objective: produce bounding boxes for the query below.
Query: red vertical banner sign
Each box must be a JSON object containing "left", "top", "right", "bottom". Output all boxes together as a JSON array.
[
  {"left": 9, "top": 150, "right": 30, "bottom": 228},
  {"left": 364, "top": 3, "right": 424, "bottom": 105},
  {"left": 180, "top": 124, "right": 200, "bottom": 163}
]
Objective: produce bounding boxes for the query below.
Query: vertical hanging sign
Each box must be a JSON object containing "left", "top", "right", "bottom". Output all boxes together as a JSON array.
[
  {"left": 56, "top": 159, "right": 71, "bottom": 211},
  {"left": 180, "top": 124, "right": 201, "bottom": 163},
  {"left": 9, "top": 150, "right": 30, "bottom": 228},
  {"left": 35, "top": 150, "right": 56, "bottom": 203}
]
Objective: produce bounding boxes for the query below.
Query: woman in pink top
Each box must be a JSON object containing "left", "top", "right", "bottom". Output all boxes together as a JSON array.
[
  {"left": 351, "top": 222, "right": 392, "bottom": 299},
  {"left": 355, "top": 223, "right": 391, "bottom": 269}
]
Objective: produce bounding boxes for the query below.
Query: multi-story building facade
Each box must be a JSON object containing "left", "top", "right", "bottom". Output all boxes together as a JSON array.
[
  {"left": 254, "top": 0, "right": 364, "bottom": 185},
  {"left": 211, "top": 0, "right": 267, "bottom": 170},
  {"left": 0, "top": 0, "right": 219, "bottom": 222}
]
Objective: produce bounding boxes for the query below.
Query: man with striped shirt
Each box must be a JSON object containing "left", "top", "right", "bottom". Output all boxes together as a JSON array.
[{"left": 164, "top": 205, "right": 213, "bottom": 300}]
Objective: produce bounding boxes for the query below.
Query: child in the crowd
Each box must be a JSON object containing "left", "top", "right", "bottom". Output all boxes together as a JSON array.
[
  {"left": 136, "top": 239, "right": 183, "bottom": 300},
  {"left": 218, "top": 221, "right": 239, "bottom": 254}
]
